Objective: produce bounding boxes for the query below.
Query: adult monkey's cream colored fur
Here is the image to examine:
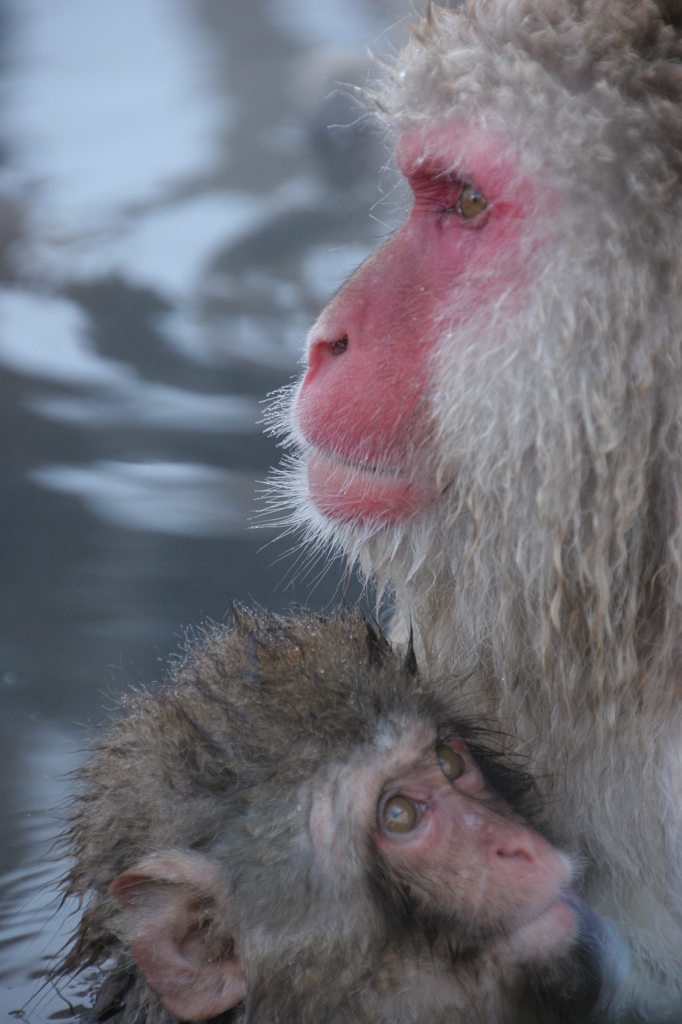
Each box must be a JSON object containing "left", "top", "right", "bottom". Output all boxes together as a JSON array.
[{"left": 269, "top": 0, "right": 682, "bottom": 1006}]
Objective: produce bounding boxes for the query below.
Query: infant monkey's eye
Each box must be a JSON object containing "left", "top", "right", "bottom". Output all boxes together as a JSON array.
[
  {"left": 436, "top": 743, "right": 464, "bottom": 781},
  {"left": 457, "top": 185, "right": 487, "bottom": 218},
  {"left": 382, "top": 795, "right": 418, "bottom": 833}
]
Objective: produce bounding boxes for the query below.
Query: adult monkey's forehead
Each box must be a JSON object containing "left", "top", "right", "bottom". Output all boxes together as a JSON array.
[{"left": 377, "top": 2, "right": 682, "bottom": 207}]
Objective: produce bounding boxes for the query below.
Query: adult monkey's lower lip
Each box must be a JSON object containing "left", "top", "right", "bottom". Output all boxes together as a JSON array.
[{"left": 306, "top": 449, "right": 430, "bottom": 525}]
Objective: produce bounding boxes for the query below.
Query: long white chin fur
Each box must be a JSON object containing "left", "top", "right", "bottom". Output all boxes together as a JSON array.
[{"left": 257, "top": 377, "right": 435, "bottom": 609}]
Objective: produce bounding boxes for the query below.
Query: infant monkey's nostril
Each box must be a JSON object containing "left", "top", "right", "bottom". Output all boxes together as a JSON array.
[{"left": 330, "top": 335, "right": 349, "bottom": 356}]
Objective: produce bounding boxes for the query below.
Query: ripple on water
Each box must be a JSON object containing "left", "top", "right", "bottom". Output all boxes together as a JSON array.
[{"left": 0, "top": 726, "right": 85, "bottom": 1022}]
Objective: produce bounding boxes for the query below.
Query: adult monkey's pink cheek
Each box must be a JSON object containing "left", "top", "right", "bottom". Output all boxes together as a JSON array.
[{"left": 296, "top": 362, "right": 430, "bottom": 467}]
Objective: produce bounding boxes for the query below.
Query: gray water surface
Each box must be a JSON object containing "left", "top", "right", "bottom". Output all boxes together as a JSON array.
[{"left": 0, "top": 2, "right": 411, "bottom": 1017}]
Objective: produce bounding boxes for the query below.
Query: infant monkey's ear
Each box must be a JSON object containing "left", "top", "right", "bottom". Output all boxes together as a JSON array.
[{"left": 111, "top": 851, "right": 244, "bottom": 1022}]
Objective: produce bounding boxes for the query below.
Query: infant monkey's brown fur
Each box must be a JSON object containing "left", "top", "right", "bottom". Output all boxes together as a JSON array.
[{"left": 58, "top": 608, "right": 605, "bottom": 1024}]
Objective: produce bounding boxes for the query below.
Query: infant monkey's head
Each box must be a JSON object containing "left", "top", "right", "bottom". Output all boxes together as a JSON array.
[{"left": 61, "top": 608, "right": 608, "bottom": 1024}]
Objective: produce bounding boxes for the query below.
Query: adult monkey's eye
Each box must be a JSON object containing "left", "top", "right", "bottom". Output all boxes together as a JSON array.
[
  {"left": 457, "top": 185, "right": 487, "bottom": 218},
  {"left": 382, "top": 795, "right": 418, "bottom": 833},
  {"left": 436, "top": 743, "right": 464, "bottom": 781}
]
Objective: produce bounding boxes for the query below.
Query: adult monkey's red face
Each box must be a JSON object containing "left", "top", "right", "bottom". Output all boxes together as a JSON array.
[{"left": 293, "top": 121, "right": 549, "bottom": 526}]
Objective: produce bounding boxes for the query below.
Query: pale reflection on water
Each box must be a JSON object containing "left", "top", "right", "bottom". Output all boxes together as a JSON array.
[
  {"left": 0, "top": 724, "right": 83, "bottom": 1021},
  {"left": 0, "top": 0, "right": 410, "bottom": 1018}
]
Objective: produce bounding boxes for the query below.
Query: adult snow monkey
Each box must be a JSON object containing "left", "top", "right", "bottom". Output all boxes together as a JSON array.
[{"left": 268, "top": 0, "right": 682, "bottom": 1009}]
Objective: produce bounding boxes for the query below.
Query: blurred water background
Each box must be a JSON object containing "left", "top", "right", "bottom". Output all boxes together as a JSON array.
[{"left": 0, "top": 2, "right": 411, "bottom": 1017}]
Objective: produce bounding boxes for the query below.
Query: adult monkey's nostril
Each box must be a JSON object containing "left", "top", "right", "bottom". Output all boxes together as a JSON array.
[
  {"left": 330, "top": 335, "right": 349, "bottom": 356},
  {"left": 305, "top": 334, "right": 349, "bottom": 374}
]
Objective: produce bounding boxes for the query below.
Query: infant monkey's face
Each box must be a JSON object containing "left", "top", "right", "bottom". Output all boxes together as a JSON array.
[
  {"left": 110, "top": 718, "right": 586, "bottom": 1023},
  {"left": 310, "top": 723, "right": 577, "bottom": 964}
]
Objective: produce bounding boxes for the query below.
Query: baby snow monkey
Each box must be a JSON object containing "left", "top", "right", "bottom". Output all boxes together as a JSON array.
[{"left": 58, "top": 608, "right": 623, "bottom": 1023}]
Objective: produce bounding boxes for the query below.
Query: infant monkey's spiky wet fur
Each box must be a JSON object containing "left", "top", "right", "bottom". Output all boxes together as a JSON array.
[{"left": 58, "top": 608, "right": 598, "bottom": 1024}]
